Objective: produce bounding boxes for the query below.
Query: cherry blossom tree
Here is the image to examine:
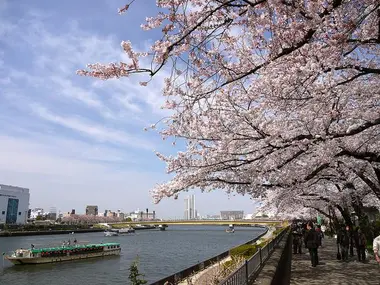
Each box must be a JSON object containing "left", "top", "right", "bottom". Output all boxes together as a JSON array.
[
  {"left": 261, "top": 155, "right": 380, "bottom": 227},
  {"left": 62, "top": 215, "right": 122, "bottom": 225},
  {"left": 78, "top": 0, "right": 380, "bottom": 205}
]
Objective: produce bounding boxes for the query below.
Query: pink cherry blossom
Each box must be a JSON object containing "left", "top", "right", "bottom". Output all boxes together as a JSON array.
[{"left": 78, "top": 1, "right": 380, "bottom": 219}]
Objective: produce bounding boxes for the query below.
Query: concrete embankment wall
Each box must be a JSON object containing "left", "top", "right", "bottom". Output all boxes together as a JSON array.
[{"left": 150, "top": 227, "right": 269, "bottom": 285}]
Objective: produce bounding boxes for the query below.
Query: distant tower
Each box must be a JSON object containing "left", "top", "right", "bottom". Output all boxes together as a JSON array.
[
  {"left": 146, "top": 208, "right": 149, "bottom": 219},
  {"left": 184, "top": 197, "right": 189, "bottom": 219},
  {"left": 153, "top": 210, "right": 156, "bottom": 220},
  {"left": 192, "top": 195, "right": 196, "bottom": 219},
  {"left": 184, "top": 195, "right": 196, "bottom": 220}
]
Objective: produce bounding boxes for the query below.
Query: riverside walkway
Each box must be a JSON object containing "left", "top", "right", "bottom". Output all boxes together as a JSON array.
[
  {"left": 291, "top": 237, "right": 379, "bottom": 285},
  {"left": 178, "top": 227, "right": 276, "bottom": 285}
]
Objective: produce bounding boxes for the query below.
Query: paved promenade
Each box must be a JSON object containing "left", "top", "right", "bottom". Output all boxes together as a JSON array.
[{"left": 291, "top": 237, "right": 379, "bottom": 285}]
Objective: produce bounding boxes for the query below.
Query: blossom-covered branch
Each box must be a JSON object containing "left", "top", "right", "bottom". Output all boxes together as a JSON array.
[{"left": 78, "top": 0, "right": 380, "bottom": 205}]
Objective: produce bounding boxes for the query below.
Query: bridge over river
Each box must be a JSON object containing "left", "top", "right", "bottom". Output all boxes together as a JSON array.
[{"left": 109, "top": 219, "right": 283, "bottom": 228}]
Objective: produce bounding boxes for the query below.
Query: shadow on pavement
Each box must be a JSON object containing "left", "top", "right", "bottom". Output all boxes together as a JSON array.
[{"left": 291, "top": 238, "right": 379, "bottom": 285}]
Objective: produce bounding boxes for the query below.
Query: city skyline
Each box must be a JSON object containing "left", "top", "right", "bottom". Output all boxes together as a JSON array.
[
  {"left": 27, "top": 191, "right": 259, "bottom": 219},
  {"left": 0, "top": 0, "right": 258, "bottom": 218}
]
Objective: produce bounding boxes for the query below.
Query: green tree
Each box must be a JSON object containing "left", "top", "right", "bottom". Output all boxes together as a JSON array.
[{"left": 128, "top": 258, "right": 147, "bottom": 285}]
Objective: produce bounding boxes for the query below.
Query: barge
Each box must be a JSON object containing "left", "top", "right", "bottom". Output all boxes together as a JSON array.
[{"left": 5, "top": 242, "right": 121, "bottom": 265}]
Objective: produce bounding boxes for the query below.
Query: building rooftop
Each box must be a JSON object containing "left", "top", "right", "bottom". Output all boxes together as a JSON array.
[{"left": 0, "top": 184, "right": 30, "bottom": 193}]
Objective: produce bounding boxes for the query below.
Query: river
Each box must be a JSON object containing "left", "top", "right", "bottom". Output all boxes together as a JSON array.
[{"left": 0, "top": 225, "right": 266, "bottom": 285}]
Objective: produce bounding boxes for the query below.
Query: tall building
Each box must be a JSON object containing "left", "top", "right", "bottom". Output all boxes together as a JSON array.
[
  {"left": 184, "top": 195, "right": 196, "bottom": 220},
  {"left": 0, "top": 184, "right": 30, "bottom": 224},
  {"left": 86, "top": 205, "right": 98, "bottom": 216}
]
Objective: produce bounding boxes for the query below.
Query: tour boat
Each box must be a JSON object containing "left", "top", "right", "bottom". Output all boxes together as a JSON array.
[
  {"left": 104, "top": 230, "right": 119, "bottom": 237},
  {"left": 4, "top": 242, "right": 121, "bottom": 265},
  {"left": 158, "top": 224, "right": 168, "bottom": 231},
  {"left": 226, "top": 224, "right": 235, "bottom": 233}
]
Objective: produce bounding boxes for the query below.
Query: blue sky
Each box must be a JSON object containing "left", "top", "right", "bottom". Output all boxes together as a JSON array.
[{"left": 0, "top": 0, "right": 258, "bottom": 218}]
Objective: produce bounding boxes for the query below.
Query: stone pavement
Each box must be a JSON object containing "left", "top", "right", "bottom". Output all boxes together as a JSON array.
[{"left": 291, "top": 237, "right": 379, "bottom": 285}]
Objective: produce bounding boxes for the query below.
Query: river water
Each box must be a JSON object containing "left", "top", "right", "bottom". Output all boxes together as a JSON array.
[{"left": 0, "top": 225, "right": 265, "bottom": 285}]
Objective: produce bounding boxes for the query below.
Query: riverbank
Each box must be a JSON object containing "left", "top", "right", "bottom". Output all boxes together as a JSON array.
[
  {"left": 0, "top": 225, "right": 164, "bottom": 237},
  {"left": 177, "top": 226, "right": 276, "bottom": 285},
  {"left": 0, "top": 228, "right": 104, "bottom": 237}
]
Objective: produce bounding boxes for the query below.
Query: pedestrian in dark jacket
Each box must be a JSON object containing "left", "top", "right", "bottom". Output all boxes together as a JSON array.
[
  {"left": 305, "top": 222, "right": 319, "bottom": 267},
  {"left": 337, "top": 225, "right": 351, "bottom": 261},
  {"left": 316, "top": 225, "right": 323, "bottom": 247},
  {"left": 354, "top": 228, "right": 367, "bottom": 262},
  {"left": 349, "top": 228, "right": 355, "bottom": 257},
  {"left": 292, "top": 226, "right": 303, "bottom": 254}
]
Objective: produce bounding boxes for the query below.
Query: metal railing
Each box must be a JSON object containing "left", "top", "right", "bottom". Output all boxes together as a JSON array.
[
  {"left": 149, "top": 228, "right": 269, "bottom": 285},
  {"left": 219, "top": 228, "right": 288, "bottom": 285}
]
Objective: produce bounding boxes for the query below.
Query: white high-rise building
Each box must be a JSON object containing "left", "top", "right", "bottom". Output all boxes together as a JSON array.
[
  {"left": 0, "top": 184, "right": 30, "bottom": 224},
  {"left": 184, "top": 195, "right": 196, "bottom": 220}
]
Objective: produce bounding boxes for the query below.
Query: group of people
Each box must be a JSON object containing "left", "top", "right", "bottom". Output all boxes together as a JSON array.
[
  {"left": 336, "top": 225, "right": 367, "bottom": 262},
  {"left": 292, "top": 221, "right": 324, "bottom": 267},
  {"left": 61, "top": 238, "right": 77, "bottom": 247},
  {"left": 292, "top": 221, "right": 369, "bottom": 268}
]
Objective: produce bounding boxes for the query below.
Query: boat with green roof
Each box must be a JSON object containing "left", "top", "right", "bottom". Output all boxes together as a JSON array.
[{"left": 4, "top": 242, "right": 121, "bottom": 265}]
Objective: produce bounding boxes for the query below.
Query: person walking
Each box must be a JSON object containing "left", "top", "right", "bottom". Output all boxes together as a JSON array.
[
  {"left": 373, "top": 234, "right": 380, "bottom": 264},
  {"left": 316, "top": 225, "right": 323, "bottom": 247},
  {"left": 349, "top": 227, "right": 355, "bottom": 257},
  {"left": 354, "top": 228, "right": 366, "bottom": 262},
  {"left": 305, "top": 222, "right": 319, "bottom": 267},
  {"left": 292, "top": 225, "right": 303, "bottom": 254},
  {"left": 338, "top": 225, "right": 351, "bottom": 262}
]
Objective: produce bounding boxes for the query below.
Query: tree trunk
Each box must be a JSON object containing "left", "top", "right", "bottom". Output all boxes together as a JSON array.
[{"left": 335, "top": 204, "right": 353, "bottom": 227}]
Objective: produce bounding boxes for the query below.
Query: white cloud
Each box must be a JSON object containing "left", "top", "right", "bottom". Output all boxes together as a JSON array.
[
  {"left": 0, "top": 3, "right": 259, "bottom": 217},
  {"left": 31, "top": 104, "right": 154, "bottom": 149},
  {"left": 0, "top": 9, "right": 167, "bottom": 121},
  {"left": 0, "top": 7, "right": 175, "bottom": 156},
  {"left": 49, "top": 76, "right": 117, "bottom": 119},
  {"left": 0, "top": 134, "right": 163, "bottom": 213}
]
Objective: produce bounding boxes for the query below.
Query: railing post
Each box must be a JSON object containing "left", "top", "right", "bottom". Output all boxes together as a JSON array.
[
  {"left": 259, "top": 247, "right": 262, "bottom": 265},
  {"left": 245, "top": 260, "right": 249, "bottom": 285}
]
